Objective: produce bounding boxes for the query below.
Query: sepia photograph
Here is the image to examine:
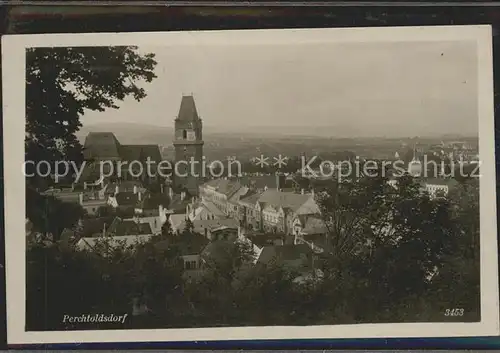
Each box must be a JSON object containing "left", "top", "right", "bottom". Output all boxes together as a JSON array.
[{"left": 3, "top": 25, "right": 499, "bottom": 344}]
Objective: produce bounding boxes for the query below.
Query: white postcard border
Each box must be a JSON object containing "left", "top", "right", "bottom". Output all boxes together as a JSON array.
[{"left": 3, "top": 25, "right": 499, "bottom": 344}]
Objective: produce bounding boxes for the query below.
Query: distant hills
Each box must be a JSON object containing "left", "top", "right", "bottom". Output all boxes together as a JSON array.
[
  {"left": 77, "top": 122, "right": 477, "bottom": 145},
  {"left": 76, "top": 122, "right": 477, "bottom": 161}
]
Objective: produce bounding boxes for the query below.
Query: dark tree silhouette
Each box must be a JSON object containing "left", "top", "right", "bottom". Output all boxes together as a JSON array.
[
  {"left": 25, "top": 46, "right": 157, "bottom": 235},
  {"left": 183, "top": 218, "right": 195, "bottom": 235},
  {"left": 25, "top": 46, "right": 157, "bottom": 184},
  {"left": 160, "top": 218, "right": 174, "bottom": 240},
  {"left": 26, "top": 188, "right": 86, "bottom": 241}
]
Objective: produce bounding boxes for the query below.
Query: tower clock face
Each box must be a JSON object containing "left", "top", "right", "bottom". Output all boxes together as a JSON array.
[{"left": 187, "top": 130, "right": 196, "bottom": 141}]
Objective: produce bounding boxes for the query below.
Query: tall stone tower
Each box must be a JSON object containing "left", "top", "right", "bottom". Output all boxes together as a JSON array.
[{"left": 173, "top": 95, "right": 204, "bottom": 196}]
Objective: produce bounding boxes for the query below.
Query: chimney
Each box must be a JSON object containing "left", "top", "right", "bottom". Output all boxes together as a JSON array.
[
  {"left": 83, "top": 182, "right": 87, "bottom": 190},
  {"left": 160, "top": 184, "right": 164, "bottom": 194},
  {"left": 79, "top": 193, "right": 83, "bottom": 205},
  {"left": 181, "top": 191, "right": 186, "bottom": 201},
  {"left": 115, "top": 185, "right": 119, "bottom": 195},
  {"left": 275, "top": 173, "right": 280, "bottom": 190},
  {"left": 168, "top": 187, "right": 173, "bottom": 200},
  {"left": 133, "top": 185, "right": 138, "bottom": 194},
  {"left": 138, "top": 191, "right": 141, "bottom": 201}
]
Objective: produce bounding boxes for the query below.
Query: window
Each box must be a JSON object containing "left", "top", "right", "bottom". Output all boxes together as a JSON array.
[
  {"left": 182, "top": 130, "right": 187, "bottom": 139},
  {"left": 185, "top": 260, "right": 197, "bottom": 270}
]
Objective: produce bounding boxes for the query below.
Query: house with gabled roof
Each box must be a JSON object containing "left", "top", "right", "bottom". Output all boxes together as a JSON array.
[
  {"left": 238, "top": 173, "right": 287, "bottom": 192},
  {"left": 177, "top": 217, "right": 240, "bottom": 240},
  {"left": 134, "top": 191, "right": 170, "bottom": 217},
  {"left": 106, "top": 217, "right": 153, "bottom": 237},
  {"left": 186, "top": 198, "right": 226, "bottom": 222},
  {"left": 199, "top": 178, "right": 245, "bottom": 215},
  {"left": 103, "top": 181, "right": 146, "bottom": 196},
  {"left": 421, "top": 177, "right": 460, "bottom": 199},
  {"left": 154, "top": 233, "right": 210, "bottom": 279},
  {"left": 167, "top": 191, "right": 191, "bottom": 215},
  {"left": 237, "top": 191, "right": 263, "bottom": 230},
  {"left": 75, "top": 234, "right": 153, "bottom": 252},
  {"left": 291, "top": 215, "right": 328, "bottom": 253},
  {"left": 256, "top": 244, "right": 316, "bottom": 273},
  {"left": 239, "top": 189, "right": 320, "bottom": 235}
]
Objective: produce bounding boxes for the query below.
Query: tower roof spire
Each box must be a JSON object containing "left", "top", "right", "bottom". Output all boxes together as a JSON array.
[{"left": 177, "top": 94, "right": 200, "bottom": 122}]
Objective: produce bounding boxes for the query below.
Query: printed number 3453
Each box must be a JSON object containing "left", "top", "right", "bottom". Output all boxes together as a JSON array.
[{"left": 444, "top": 308, "right": 464, "bottom": 317}]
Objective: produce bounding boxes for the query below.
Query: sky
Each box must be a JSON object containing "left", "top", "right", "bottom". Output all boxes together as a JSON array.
[{"left": 82, "top": 40, "right": 479, "bottom": 137}]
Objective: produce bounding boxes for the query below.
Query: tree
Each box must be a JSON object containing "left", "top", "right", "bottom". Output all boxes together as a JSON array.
[
  {"left": 25, "top": 188, "right": 86, "bottom": 241},
  {"left": 201, "top": 240, "right": 256, "bottom": 282},
  {"left": 26, "top": 46, "right": 157, "bottom": 182},
  {"left": 160, "top": 218, "right": 174, "bottom": 240},
  {"left": 232, "top": 264, "right": 299, "bottom": 325},
  {"left": 26, "top": 46, "right": 157, "bottom": 234},
  {"left": 315, "top": 171, "right": 395, "bottom": 267},
  {"left": 183, "top": 218, "right": 195, "bottom": 235},
  {"left": 429, "top": 180, "right": 480, "bottom": 320},
  {"left": 315, "top": 170, "right": 461, "bottom": 322}
]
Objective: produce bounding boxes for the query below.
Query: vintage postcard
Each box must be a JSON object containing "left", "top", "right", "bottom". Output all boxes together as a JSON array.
[{"left": 3, "top": 25, "right": 499, "bottom": 345}]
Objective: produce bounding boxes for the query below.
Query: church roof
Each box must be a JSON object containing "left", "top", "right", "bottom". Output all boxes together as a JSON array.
[
  {"left": 176, "top": 95, "right": 200, "bottom": 122},
  {"left": 83, "top": 132, "right": 121, "bottom": 159},
  {"left": 83, "top": 132, "right": 161, "bottom": 163},
  {"left": 120, "top": 144, "right": 162, "bottom": 163}
]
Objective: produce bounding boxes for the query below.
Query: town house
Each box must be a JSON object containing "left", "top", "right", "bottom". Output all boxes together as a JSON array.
[{"left": 240, "top": 189, "right": 321, "bottom": 235}]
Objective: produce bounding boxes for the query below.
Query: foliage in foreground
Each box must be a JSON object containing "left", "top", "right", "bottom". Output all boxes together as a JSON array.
[{"left": 26, "top": 176, "right": 480, "bottom": 330}]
